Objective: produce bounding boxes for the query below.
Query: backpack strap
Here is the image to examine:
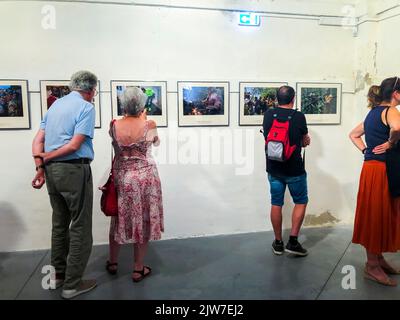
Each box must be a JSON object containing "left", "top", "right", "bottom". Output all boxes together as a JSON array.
[
  {"left": 273, "top": 109, "right": 297, "bottom": 122},
  {"left": 288, "top": 109, "right": 297, "bottom": 121}
]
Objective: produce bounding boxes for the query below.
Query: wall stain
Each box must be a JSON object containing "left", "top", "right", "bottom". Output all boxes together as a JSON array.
[
  {"left": 304, "top": 211, "right": 340, "bottom": 227},
  {"left": 373, "top": 42, "right": 378, "bottom": 75},
  {"left": 355, "top": 71, "right": 373, "bottom": 93}
]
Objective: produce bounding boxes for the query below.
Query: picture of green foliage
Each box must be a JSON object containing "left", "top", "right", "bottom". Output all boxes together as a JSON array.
[{"left": 301, "top": 88, "right": 338, "bottom": 115}]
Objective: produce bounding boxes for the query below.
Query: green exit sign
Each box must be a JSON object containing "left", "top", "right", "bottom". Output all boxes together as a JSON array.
[{"left": 238, "top": 13, "right": 260, "bottom": 26}]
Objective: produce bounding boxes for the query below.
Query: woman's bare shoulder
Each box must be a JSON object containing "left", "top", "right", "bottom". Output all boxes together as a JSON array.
[{"left": 147, "top": 119, "right": 157, "bottom": 129}]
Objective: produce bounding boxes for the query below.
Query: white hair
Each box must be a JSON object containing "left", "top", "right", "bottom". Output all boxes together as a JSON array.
[
  {"left": 120, "top": 87, "right": 147, "bottom": 116},
  {"left": 69, "top": 70, "right": 98, "bottom": 92}
]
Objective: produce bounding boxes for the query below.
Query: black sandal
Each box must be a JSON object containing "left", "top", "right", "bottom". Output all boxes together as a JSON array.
[
  {"left": 132, "top": 266, "right": 152, "bottom": 283},
  {"left": 106, "top": 261, "right": 118, "bottom": 275}
]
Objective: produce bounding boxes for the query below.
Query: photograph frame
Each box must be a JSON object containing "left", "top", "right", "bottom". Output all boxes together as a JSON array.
[
  {"left": 40, "top": 80, "right": 102, "bottom": 129},
  {"left": 239, "top": 82, "right": 288, "bottom": 126},
  {"left": 0, "top": 79, "right": 30, "bottom": 130},
  {"left": 110, "top": 80, "right": 168, "bottom": 128},
  {"left": 296, "top": 82, "right": 342, "bottom": 125},
  {"left": 177, "top": 81, "right": 230, "bottom": 127}
]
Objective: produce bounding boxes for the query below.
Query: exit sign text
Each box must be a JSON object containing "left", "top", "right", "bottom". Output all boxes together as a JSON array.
[{"left": 238, "top": 13, "right": 260, "bottom": 26}]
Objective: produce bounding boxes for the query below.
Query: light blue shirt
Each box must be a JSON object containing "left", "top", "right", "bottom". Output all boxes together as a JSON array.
[{"left": 40, "top": 91, "right": 95, "bottom": 161}]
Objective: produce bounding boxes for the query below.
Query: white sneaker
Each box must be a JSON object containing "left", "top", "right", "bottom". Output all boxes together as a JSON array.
[
  {"left": 61, "top": 279, "right": 97, "bottom": 299},
  {"left": 50, "top": 279, "right": 64, "bottom": 289}
]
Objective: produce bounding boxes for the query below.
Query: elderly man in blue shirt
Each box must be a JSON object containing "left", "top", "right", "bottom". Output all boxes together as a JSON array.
[{"left": 32, "top": 70, "right": 98, "bottom": 299}]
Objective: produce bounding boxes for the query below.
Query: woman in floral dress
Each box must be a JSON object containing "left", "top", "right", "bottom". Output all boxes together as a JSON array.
[{"left": 106, "top": 87, "right": 164, "bottom": 282}]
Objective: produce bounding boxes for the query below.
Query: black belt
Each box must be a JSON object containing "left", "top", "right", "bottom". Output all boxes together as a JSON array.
[{"left": 48, "top": 158, "right": 91, "bottom": 165}]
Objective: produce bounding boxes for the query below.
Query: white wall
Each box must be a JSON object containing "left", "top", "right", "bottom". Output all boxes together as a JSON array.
[
  {"left": 375, "top": 7, "right": 400, "bottom": 78},
  {"left": 0, "top": 0, "right": 376, "bottom": 252}
]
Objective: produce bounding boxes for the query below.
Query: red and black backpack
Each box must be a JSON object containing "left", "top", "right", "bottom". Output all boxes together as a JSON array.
[{"left": 266, "top": 110, "right": 297, "bottom": 162}]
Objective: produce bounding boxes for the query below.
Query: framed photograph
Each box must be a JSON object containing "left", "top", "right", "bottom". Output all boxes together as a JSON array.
[
  {"left": 0, "top": 80, "right": 30, "bottom": 130},
  {"left": 178, "top": 81, "right": 229, "bottom": 127},
  {"left": 110, "top": 81, "right": 168, "bottom": 127},
  {"left": 40, "top": 80, "right": 101, "bottom": 128},
  {"left": 239, "top": 82, "right": 287, "bottom": 126},
  {"left": 296, "top": 83, "right": 342, "bottom": 125}
]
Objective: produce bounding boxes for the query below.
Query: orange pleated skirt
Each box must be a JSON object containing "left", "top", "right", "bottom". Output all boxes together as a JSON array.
[{"left": 352, "top": 160, "right": 400, "bottom": 254}]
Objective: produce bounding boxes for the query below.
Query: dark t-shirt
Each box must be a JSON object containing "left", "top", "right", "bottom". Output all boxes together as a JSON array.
[{"left": 262, "top": 107, "right": 308, "bottom": 177}]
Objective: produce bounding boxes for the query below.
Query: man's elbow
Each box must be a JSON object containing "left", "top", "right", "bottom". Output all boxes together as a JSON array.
[
  {"left": 32, "top": 138, "right": 44, "bottom": 151},
  {"left": 69, "top": 144, "right": 81, "bottom": 152}
]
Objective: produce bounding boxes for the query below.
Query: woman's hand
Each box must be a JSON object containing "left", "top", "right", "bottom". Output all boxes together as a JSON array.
[{"left": 373, "top": 142, "right": 391, "bottom": 154}]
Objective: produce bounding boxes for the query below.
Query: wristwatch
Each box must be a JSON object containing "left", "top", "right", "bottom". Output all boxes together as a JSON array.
[
  {"left": 36, "top": 164, "right": 45, "bottom": 171},
  {"left": 362, "top": 148, "right": 367, "bottom": 154}
]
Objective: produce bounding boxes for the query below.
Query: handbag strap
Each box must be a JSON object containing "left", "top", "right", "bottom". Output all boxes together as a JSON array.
[
  {"left": 109, "top": 120, "right": 118, "bottom": 171},
  {"left": 385, "top": 106, "right": 390, "bottom": 130}
]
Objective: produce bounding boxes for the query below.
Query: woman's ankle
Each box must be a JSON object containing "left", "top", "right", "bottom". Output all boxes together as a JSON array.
[
  {"left": 134, "top": 264, "right": 144, "bottom": 271},
  {"left": 366, "top": 261, "right": 381, "bottom": 269}
]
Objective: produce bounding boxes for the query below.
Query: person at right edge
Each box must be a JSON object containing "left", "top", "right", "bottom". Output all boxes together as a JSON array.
[
  {"left": 349, "top": 77, "right": 400, "bottom": 286},
  {"left": 262, "top": 86, "right": 311, "bottom": 257}
]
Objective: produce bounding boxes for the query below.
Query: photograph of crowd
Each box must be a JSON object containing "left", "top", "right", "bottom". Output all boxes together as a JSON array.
[
  {"left": 243, "top": 87, "right": 279, "bottom": 116},
  {"left": 182, "top": 86, "right": 225, "bottom": 116},
  {"left": 239, "top": 82, "right": 286, "bottom": 126},
  {"left": 45, "top": 85, "right": 71, "bottom": 109},
  {"left": 40, "top": 80, "right": 101, "bottom": 128},
  {"left": 300, "top": 87, "right": 338, "bottom": 115},
  {"left": 0, "top": 85, "right": 24, "bottom": 117},
  {"left": 116, "top": 85, "right": 163, "bottom": 116}
]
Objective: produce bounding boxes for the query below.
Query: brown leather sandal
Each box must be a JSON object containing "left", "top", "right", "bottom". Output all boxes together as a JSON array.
[
  {"left": 132, "top": 266, "right": 152, "bottom": 283},
  {"left": 364, "top": 264, "right": 397, "bottom": 287}
]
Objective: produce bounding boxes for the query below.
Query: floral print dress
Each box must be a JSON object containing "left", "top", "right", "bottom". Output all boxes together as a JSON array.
[{"left": 109, "top": 120, "right": 164, "bottom": 244}]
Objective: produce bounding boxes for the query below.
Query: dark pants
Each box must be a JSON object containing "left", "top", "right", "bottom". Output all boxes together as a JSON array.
[{"left": 45, "top": 163, "right": 93, "bottom": 290}]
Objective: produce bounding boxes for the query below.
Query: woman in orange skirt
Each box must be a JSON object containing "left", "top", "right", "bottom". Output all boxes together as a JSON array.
[{"left": 349, "top": 77, "right": 400, "bottom": 286}]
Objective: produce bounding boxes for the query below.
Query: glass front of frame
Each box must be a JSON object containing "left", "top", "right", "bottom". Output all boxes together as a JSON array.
[
  {"left": 178, "top": 81, "right": 229, "bottom": 127},
  {"left": 40, "top": 80, "right": 101, "bottom": 128},
  {"left": 0, "top": 80, "right": 30, "bottom": 130},
  {"left": 296, "top": 83, "right": 342, "bottom": 125},
  {"left": 111, "top": 81, "right": 167, "bottom": 127},
  {"left": 239, "top": 82, "right": 287, "bottom": 126}
]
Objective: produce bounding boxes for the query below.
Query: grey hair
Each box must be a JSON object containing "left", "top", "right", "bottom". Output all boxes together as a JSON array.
[
  {"left": 69, "top": 70, "right": 98, "bottom": 92},
  {"left": 120, "top": 87, "right": 147, "bottom": 116}
]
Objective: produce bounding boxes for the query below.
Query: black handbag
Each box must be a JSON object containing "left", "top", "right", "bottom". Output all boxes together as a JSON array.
[{"left": 386, "top": 142, "right": 400, "bottom": 197}]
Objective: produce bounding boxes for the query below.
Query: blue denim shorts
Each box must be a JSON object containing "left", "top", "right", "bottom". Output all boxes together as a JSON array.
[{"left": 268, "top": 173, "right": 308, "bottom": 207}]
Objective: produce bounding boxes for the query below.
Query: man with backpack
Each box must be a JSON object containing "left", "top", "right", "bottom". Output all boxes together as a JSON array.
[{"left": 262, "top": 86, "right": 311, "bottom": 256}]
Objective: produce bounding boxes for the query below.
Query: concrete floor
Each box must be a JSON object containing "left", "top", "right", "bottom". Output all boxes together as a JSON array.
[{"left": 1, "top": 225, "right": 400, "bottom": 300}]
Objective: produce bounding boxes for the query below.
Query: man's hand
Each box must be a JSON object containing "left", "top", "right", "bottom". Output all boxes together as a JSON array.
[
  {"left": 302, "top": 134, "right": 311, "bottom": 147},
  {"left": 33, "top": 152, "right": 49, "bottom": 163},
  {"left": 373, "top": 142, "right": 391, "bottom": 155},
  {"left": 32, "top": 170, "right": 45, "bottom": 189}
]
